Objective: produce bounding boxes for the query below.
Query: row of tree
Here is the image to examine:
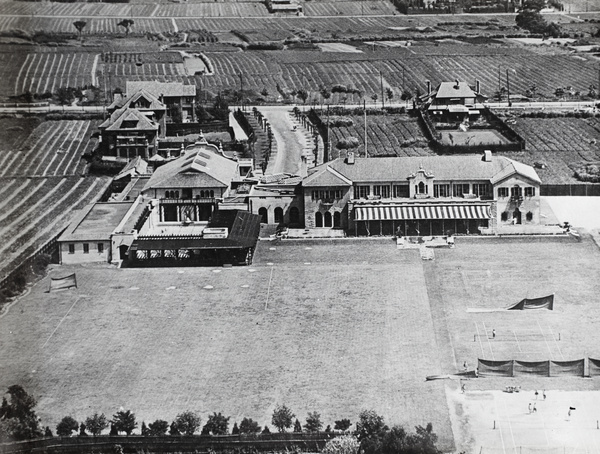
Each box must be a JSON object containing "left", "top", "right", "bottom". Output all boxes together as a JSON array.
[{"left": 1, "top": 387, "right": 441, "bottom": 453}]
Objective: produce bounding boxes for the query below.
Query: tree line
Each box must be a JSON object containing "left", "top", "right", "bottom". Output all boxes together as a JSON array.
[{"left": 0, "top": 386, "right": 441, "bottom": 453}]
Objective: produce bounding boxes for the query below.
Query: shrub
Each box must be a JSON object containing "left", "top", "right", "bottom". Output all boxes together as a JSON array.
[
  {"left": 574, "top": 162, "right": 600, "bottom": 182},
  {"left": 336, "top": 137, "right": 360, "bottom": 150},
  {"left": 56, "top": 416, "right": 79, "bottom": 437}
]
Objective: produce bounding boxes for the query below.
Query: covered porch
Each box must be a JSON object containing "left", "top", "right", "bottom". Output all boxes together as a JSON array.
[{"left": 352, "top": 202, "right": 492, "bottom": 237}]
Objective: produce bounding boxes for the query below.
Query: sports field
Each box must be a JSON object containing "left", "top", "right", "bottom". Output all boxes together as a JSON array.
[{"left": 1, "top": 236, "right": 599, "bottom": 453}]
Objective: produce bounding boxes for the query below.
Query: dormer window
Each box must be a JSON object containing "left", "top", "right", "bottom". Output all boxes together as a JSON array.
[{"left": 417, "top": 182, "right": 427, "bottom": 194}]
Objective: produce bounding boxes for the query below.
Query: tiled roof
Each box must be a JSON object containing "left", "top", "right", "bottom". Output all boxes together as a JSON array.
[
  {"left": 100, "top": 107, "right": 158, "bottom": 132},
  {"left": 59, "top": 202, "right": 135, "bottom": 242},
  {"left": 434, "top": 81, "right": 476, "bottom": 99},
  {"left": 142, "top": 146, "right": 238, "bottom": 192},
  {"left": 305, "top": 155, "right": 540, "bottom": 186},
  {"left": 126, "top": 81, "right": 196, "bottom": 98}
]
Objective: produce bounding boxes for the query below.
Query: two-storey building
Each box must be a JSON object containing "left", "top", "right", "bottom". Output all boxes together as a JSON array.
[{"left": 303, "top": 151, "right": 541, "bottom": 236}]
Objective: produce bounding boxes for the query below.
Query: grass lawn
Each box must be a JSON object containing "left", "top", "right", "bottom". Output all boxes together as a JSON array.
[{"left": 1, "top": 237, "right": 599, "bottom": 453}]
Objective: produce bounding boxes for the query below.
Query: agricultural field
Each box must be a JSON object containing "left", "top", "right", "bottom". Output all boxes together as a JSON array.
[
  {"left": 302, "top": 1, "right": 397, "bottom": 16},
  {"left": 0, "top": 117, "right": 108, "bottom": 278},
  {"left": 0, "top": 119, "right": 101, "bottom": 177},
  {"left": 0, "top": 175, "right": 110, "bottom": 279},
  {"left": 327, "top": 113, "right": 433, "bottom": 159},
  {"left": 11, "top": 51, "right": 98, "bottom": 98}
]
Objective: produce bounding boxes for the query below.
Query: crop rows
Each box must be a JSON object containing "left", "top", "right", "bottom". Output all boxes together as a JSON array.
[
  {"left": 303, "top": 1, "right": 397, "bottom": 16},
  {"left": 156, "top": 3, "right": 270, "bottom": 18},
  {"left": 510, "top": 118, "right": 600, "bottom": 153},
  {"left": 14, "top": 52, "right": 97, "bottom": 96},
  {"left": 100, "top": 63, "right": 189, "bottom": 93},
  {"left": 0, "top": 175, "right": 110, "bottom": 278},
  {"left": 102, "top": 52, "right": 183, "bottom": 64},
  {"left": 0, "top": 120, "right": 100, "bottom": 178},
  {"left": 0, "top": 16, "right": 174, "bottom": 34},
  {"left": 328, "top": 114, "right": 433, "bottom": 159},
  {"left": 0, "top": 2, "right": 155, "bottom": 18}
]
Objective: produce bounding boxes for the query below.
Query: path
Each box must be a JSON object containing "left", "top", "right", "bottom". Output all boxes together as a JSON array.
[{"left": 258, "top": 106, "right": 305, "bottom": 175}]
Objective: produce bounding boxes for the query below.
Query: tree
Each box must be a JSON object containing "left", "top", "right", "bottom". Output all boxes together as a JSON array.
[
  {"left": 261, "top": 425, "right": 271, "bottom": 434},
  {"left": 296, "top": 89, "right": 308, "bottom": 104},
  {"left": 271, "top": 405, "right": 294, "bottom": 433},
  {"left": 79, "top": 423, "right": 88, "bottom": 436},
  {"left": 111, "top": 410, "right": 137, "bottom": 436},
  {"left": 211, "top": 94, "right": 230, "bottom": 121},
  {"left": 117, "top": 19, "right": 134, "bottom": 36},
  {"left": 385, "top": 88, "right": 394, "bottom": 103},
  {"left": 409, "top": 423, "right": 439, "bottom": 454},
  {"left": 323, "top": 434, "right": 360, "bottom": 454},
  {"left": 141, "top": 422, "right": 148, "bottom": 436},
  {"left": 44, "top": 427, "right": 53, "bottom": 437},
  {"left": 174, "top": 411, "right": 201, "bottom": 436},
  {"left": 169, "top": 422, "right": 180, "bottom": 436},
  {"left": 380, "top": 426, "right": 408, "bottom": 454},
  {"left": 293, "top": 419, "right": 302, "bottom": 433},
  {"left": 203, "top": 412, "right": 229, "bottom": 435},
  {"left": 56, "top": 87, "right": 75, "bottom": 106},
  {"left": 239, "top": 418, "right": 261, "bottom": 435},
  {"left": 0, "top": 385, "right": 42, "bottom": 441},
  {"left": 148, "top": 420, "right": 169, "bottom": 436},
  {"left": 334, "top": 419, "right": 351, "bottom": 432},
  {"left": 56, "top": 416, "right": 79, "bottom": 437},
  {"left": 169, "top": 105, "right": 183, "bottom": 124},
  {"left": 195, "top": 104, "right": 214, "bottom": 123},
  {"left": 231, "top": 422, "right": 240, "bottom": 435},
  {"left": 355, "top": 410, "right": 388, "bottom": 454},
  {"left": 73, "top": 20, "right": 87, "bottom": 40},
  {"left": 109, "top": 424, "right": 118, "bottom": 436},
  {"left": 304, "top": 412, "right": 322, "bottom": 433},
  {"left": 85, "top": 413, "right": 109, "bottom": 436},
  {"left": 371, "top": 93, "right": 378, "bottom": 104}
]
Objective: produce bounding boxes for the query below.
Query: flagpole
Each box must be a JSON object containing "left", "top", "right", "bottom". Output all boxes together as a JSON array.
[{"left": 364, "top": 99, "right": 367, "bottom": 158}]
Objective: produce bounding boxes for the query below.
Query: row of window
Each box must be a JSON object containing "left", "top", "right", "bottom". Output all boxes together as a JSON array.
[
  {"left": 353, "top": 183, "right": 493, "bottom": 199},
  {"left": 498, "top": 187, "right": 535, "bottom": 198},
  {"left": 68, "top": 243, "right": 104, "bottom": 254},
  {"left": 311, "top": 189, "right": 344, "bottom": 201},
  {"left": 164, "top": 190, "right": 215, "bottom": 199},
  {"left": 315, "top": 211, "right": 341, "bottom": 228}
]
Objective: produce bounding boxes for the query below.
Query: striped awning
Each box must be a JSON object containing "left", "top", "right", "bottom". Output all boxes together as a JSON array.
[{"left": 354, "top": 205, "right": 490, "bottom": 221}]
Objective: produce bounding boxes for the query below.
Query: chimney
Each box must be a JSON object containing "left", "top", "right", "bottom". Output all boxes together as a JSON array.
[
  {"left": 300, "top": 155, "right": 308, "bottom": 178},
  {"left": 483, "top": 150, "right": 492, "bottom": 162},
  {"left": 426, "top": 80, "right": 431, "bottom": 94},
  {"left": 476, "top": 79, "right": 480, "bottom": 94},
  {"left": 347, "top": 151, "right": 355, "bottom": 164}
]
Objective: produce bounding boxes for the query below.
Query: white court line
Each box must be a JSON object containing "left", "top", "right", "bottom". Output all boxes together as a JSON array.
[
  {"left": 474, "top": 322, "right": 485, "bottom": 357},
  {"left": 536, "top": 319, "right": 559, "bottom": 360},
  {"left": 42, "top": 297, "right": 80, "bottom": 349},
  {"left": 546, "top": 323, "right": 565, "bottom": 360},
  {"left": 482, "top": 320, "right": 495, "bottom": 360},
  {"left": 500, "top": 394, "right": 517, "bottom": 454},
  {"left": 493, "top": 394, "right": 507, "bottom": 454},
  {"left": 264, "top": 267, "right": 274, "bottom": 310},
  {"left": 513, "top": 330, "right": 522, "bottom": 352}
]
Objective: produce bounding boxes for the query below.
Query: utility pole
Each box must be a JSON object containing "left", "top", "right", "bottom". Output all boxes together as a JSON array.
[
  {"left": 380, "top": 70, "right": 385, "bottom": 109},
  {"left": 363, "top": 99, "right": 368, "bottom": 158},
  {"left": 506, "top": 68, "right": 511, "bottom": 108}
]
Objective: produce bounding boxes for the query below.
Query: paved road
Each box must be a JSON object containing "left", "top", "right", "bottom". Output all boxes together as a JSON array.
[{"left": 257, "top": 106, "right": 305, "bottom": 175}]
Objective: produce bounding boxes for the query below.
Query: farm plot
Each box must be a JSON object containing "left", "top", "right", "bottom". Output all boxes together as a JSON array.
[
  {"left": 302, "top": 1, "right": 397, "bottom": 16},
  {"left": 0, "top": 176, "right": 110, "bottom": 279},
  {"left": 156, "top": 3, "right": 270, "bottom": 17},
  {"left": 328, "top": 114, "right": 433, "bottom": 160},
  {"left": 100, "top": 62, "right": 189, "bottom": 92},
  {"left": 12, "top": 52, "right": 98, "bottom": 97},
  {"left": 0, "top": 120, "right": 100, "bottom": 178}
]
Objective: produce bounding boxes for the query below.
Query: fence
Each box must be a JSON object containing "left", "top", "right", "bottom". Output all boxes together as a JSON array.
[
  {"left": 540, "top": 184, "right": 600, "bottom": 196},
  {"left": 0, "top": 432, "right": 338, "bottom": 454},
  {"left": 478, "top": 359, "right": 588, "bottom": 377}
]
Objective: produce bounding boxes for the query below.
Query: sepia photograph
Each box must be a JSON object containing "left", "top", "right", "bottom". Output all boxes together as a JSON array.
[{"left": 1, "top": 0, "right": 600, "bottom": 452}]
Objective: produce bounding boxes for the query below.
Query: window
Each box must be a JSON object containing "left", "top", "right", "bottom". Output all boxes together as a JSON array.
[
  {"left": 274, "top": 207, "right": 284, "bottom": 224},
  {"left": 315, "top": 212, "right": 323, "bottom": 227},
  {"left": 68, "top": 244, "right": 75, "bottom": 254},
  {"left": 98, "top": 243, "right": 104, "bottom": 253},
  {"left": 525, "top": 187, "right": 535, "bottom": 197},
  {"left": 416, "top": 182, "right": 427, "bottom": 194},
  {"left": 83, "top": 243, "right": 89, "bottom": 254},
  {"left": 324, "top": 212, "right": 332, "bottom": 227},
  {"left": 393, "top": 185, "right": 409, "bottom": 198},
  {"left": 333, "top": 211, "right": 341, "bottom": 228},
  {"left": 453, "top": 183, "right": 470, "bottom": 197},
  {"left": 510, "top": 186, "right": 522, "bottom": 199},
  {"left": 373, "top": 185, "right": 390, "bottom": 198},
  {"left": 473, "top": 183, "right": 492, "bottom": 198},
  {"left": 258, "top": 207, "right": 268, "bottom": 224},
  {"left": 526, "top": 211, "right": 533, "bottom": 221},
  {"left": 312, "top": 189, "right": 343, "bottom": 201},
  {"left": 498, "top": 187, "right": 508, "bottom": 198},
  {"left": 434, "top": 184, "right": 450, "bottom": 198},
  {"left": 354, "top": 185, "right": 370, "bottom": 199},
  {"left": 501, "top": 212, "right": 508, "bottom": 221}
]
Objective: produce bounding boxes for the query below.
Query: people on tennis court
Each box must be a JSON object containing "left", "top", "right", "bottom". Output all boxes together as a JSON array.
[
  {"left": 461, "top": 383, "right": 466, "bottom": 393},
  {"left": 535, "top": 390, "right": 539, "bottom": 400},
  {"left": 528, "top": 403, "right": 532, "bottom": 413},
  {"left": 492, "top": 329, "right": 496, "bottom": 339},
  {"left": 543, "top": 390, "right": 546, "bottom": 400},
  {"left": 533, "top": 403, "right": 537, "bottom": 413}
]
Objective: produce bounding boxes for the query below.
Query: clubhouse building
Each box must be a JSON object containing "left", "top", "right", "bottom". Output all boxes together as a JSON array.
[{"left": 303, "top": 151, "right": 541, "bottom": 236}]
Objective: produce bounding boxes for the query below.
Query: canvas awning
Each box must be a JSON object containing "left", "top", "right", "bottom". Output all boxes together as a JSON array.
[
  {"left": 354, "top": 204, "right": 490, "bottom": 221},
  {"left": 448, "top": 105, "right": 469, "bottom": 113}
]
